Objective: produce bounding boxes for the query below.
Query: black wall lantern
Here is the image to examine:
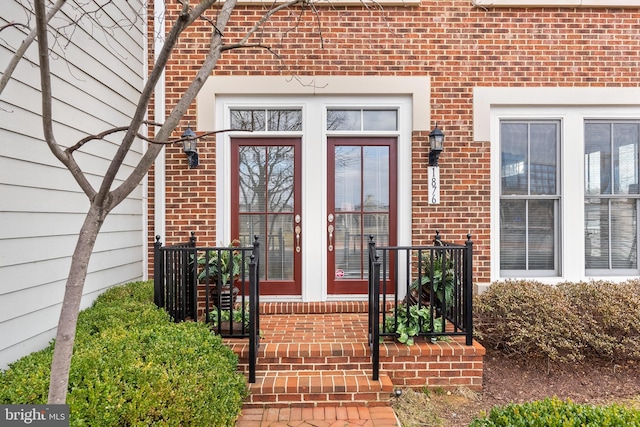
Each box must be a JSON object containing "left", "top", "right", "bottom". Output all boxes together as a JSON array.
[
  {"left": 428, "top": 123, "right": 445, "bottom": 166},
  {"left": 182, "top": 126, "right": 199, "bottom": 168}
]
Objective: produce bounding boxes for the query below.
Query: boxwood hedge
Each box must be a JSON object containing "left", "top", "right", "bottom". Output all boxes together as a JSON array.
[
  {"left": 0, "top": 281, "right": 247, "bottom": 426},
  {"left": 469, "top": 397, "right": 640, "bottom": 427}
]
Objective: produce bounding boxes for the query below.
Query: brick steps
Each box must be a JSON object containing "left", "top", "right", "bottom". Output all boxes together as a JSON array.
[
  {"left": 243, "top": 370, "right": 394, "bottom": 408},
  {"left": 225, "top": 302, "right": 485, "bottom": 409}
]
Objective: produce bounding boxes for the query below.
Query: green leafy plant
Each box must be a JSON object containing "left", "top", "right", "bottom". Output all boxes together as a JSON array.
[
  {"left": 469, "top": 397, "right": 640, "bottom": 426},
  {"left": 210, "top": 303, "right": 250, "bottom": 328},
  {"left": 197, "top": 239, "right": 246, "bottom": 284},
  {"left": 0, "top": 281, "right": 248, "bottom": 426},
  {"left": 384, "top": 303, "right": 444, "bottom": 346},
  {"left": 406, "top": 252, "right": 456, "bottom": 311}
]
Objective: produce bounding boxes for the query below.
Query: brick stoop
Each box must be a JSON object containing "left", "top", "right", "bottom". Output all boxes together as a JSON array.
[{"left": 225, "top": 302, "right": 484, "bottom": 409}]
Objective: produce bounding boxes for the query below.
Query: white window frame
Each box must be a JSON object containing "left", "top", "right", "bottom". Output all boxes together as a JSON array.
[{"left": 474, "top": 86, "right": 640, "bottom": 289}]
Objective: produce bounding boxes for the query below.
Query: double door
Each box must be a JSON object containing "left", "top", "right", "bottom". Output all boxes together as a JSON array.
[{"left": 231, "top": 137, "right": 396, "bottom": 297}]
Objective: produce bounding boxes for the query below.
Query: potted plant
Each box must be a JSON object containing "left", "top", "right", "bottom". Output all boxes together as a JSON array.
[
  {"left": 197, "top": 239, "right": 246, "bottom": 310},
  {"left": 405, "top": 252, "right": 456, "bottom": 313},
  {"left": 383, "top": 302, "right": 444, "bottom": 346}
]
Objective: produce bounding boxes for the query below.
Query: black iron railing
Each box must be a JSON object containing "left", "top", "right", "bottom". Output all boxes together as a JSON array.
[
  {"left": 368, "top": 232, "right": 474, "bottom": 381},
  {"left": 154, "top": 232, "right": 260, "bottom": 383}
]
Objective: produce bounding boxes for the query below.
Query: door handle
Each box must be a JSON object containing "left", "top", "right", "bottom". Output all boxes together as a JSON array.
[
  {"left": 328, "top": 224, "right": 334, "bottom": 252},
  {"left": 295, "top": 225, "right": 301, "bottom": 253}
]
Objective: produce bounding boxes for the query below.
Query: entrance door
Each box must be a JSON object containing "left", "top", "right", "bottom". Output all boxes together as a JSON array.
[
  {"left": 327, "top": 138, "right": 397, "bottom": 294},
  {"left": 231, "top": 138, "right": 302, "bottom": 295}
]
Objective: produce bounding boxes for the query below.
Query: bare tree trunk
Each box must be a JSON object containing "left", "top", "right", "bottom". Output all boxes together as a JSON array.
[{"left": 47, "top": 203, "right": 107, "bottom": 404}]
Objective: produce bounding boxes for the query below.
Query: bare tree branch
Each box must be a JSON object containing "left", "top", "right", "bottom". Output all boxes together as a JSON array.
[{"left": 0, "top": 0, "right": 67, "bottom": 96}]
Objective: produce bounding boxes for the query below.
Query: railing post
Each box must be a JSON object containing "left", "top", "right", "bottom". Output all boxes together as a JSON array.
[
  {"left": 371, "top": 256, "right": 381, "bottom": 381},
  {"left": 464, "top": 234, "right": 474, "bottom": 346},
  {"left": 248, "top": 235, "right": 260, "bottom": 384},
  {"left": 188, "top": 232, "right": 197, "bottom": 320},
  {"left": 153, "top": 236, "right": 163, "bottom": 308},
  {"left": 367, "top": 236, "right": 376, "bottom": 344}
]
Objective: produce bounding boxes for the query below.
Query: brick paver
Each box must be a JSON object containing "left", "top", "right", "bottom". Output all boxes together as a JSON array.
[{"left": 235, "top": 405, "right": 400, "bottom": 427}]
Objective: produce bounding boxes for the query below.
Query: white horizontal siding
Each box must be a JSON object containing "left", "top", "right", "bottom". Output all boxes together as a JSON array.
[{"left": 0, "top": 0, "right": 145, "bottom": 370}]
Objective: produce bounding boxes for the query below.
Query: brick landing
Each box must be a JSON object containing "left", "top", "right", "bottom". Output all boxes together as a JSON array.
[{"left": 227, "top": 301, "right": 484, "bottom": 412}]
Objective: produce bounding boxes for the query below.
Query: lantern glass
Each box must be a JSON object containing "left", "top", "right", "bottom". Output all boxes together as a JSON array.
[{"left": 429, "top": 125, "right": 444, "bottom": 152}]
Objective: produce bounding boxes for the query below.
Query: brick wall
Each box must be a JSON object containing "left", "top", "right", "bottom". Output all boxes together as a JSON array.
[{"left": 149, "top": 0, "right": 640, "bottom": 284}]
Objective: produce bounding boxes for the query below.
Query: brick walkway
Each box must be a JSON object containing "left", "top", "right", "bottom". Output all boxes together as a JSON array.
[{"left": 235, "top": 405, "right": 400, "bottom": 426}]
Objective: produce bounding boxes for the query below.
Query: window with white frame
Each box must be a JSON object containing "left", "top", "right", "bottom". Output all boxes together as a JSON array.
[
  {"left": 500, "top": 120, "right": 560, "bottom": 276},
  {"left": 230, "top": 108, "right": 302, "bottom": 132},
  {"left": 584, "top": 120, "right": 640, "bottom": 273}
]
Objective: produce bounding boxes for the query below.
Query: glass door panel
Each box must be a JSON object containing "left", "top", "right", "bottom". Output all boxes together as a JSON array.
[{"left": 232, "top": 138, "right": 301, "bottom": 295}]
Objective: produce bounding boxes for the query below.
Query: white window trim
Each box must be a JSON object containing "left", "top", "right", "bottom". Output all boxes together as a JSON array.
[
  {"left": 473, "top": 0, "right": 640, "bottom": 7},
  {"left": 487, "top": 101, "right": 640, "bottom": 288}
]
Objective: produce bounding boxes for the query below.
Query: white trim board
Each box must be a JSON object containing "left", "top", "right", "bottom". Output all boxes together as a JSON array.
[{"left": 197, "top": 76, "right": 431, "bottom": 132}]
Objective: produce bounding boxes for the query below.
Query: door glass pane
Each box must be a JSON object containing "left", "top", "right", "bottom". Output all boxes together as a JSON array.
[
  {"left": 363, "top": 147, "right": 389, "bottom": 211},
  {"left": 239, "top": 214, "right": 266, "bottom": 278},
  {"left": 334, "top": 213, "right": 362, "bottom": 279},
  {"left": 267, "top": 146, "right": 294, "bottom": 213},
  {"left": 239, "top": 146, "right": 266, "bottom": 212},
  {"left": 500, "top": 200, "right": 526, "bottom": 270},
  {"left": 237, "top": 144, "right": 295, "bottom": 282},
  {"left": 335, "top": 146, "right": 361, "bottom": 211},
  {"left": 265, "top": 214, "right": 294, "bottom": 280}
]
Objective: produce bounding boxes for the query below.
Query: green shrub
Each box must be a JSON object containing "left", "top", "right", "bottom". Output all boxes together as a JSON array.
[
  {"left": 474, "top": 279, "right": 640, "bottom": 363},
  {"left": 469, "top": 397, "right": 640, "bottom": 427},
  {"left": 0, "top": 281, "right": 247, "bottom": 426}
]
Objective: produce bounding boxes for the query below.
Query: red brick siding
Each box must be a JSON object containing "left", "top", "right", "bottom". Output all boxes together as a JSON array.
[{"left": 149, "top": 1, "right": 640, "bottom": 284}]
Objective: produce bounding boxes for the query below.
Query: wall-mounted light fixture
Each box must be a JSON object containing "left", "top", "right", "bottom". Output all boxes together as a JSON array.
[
  {"left": 428, "top": 123, "right": 444, "bottom": 205},
  {"left": 182, "top": 126, "right": 199, "bottom": 168},
  {"left": 428, "top": 123, "right": 444, "bottom": 167}
]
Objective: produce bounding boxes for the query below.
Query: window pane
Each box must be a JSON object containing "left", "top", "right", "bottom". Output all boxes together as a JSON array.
[
  {"left": 528, "top": 200, "right": 555, "bottom": 270},
  {"left": 530, "top": 123, "right": 557, "bottom": 195},
  {"left": 327, "top": 110, "right": 361, "bottom": 131},
  {"left": 613, "top": 124, "right": 639, "bottom": 195},
  {"left": 585, "top": 198, "right": 609, "bottom": 269},
  {"left": 500, "top": 200, "right": 526, "bottom": 270},
  {"left": 501, "top": 123, "right": 528, "bottom": 195},
  {"left": 585, "top": 123, "right": 612, "bottom": 195},
  {"left": 611, "top": 199, "right": 637, "bottom": 269},
  {"left": 363, "top": 110, "right": 397, "bottom": 131},
  {"left": 268, "top": 110, "right": 302, "bottom": 132},
  {"left": 231, "top": 109, "right": 265, "bottom": 131}
]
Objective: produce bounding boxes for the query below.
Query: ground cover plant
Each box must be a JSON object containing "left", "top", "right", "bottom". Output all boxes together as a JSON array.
[{"left": 0, "top": 281, "right": 247, "bottom": 426}]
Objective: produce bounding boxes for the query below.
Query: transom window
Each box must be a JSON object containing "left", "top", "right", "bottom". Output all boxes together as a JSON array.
[
  {"left": 327, "top": 109, "right": 397, "bottom": 131},
  {"left": 500, "top": 120, "right": 560, "bottom": 275},
  {"left": 230, "top": 109, "right": 302, "bottom": 132},
  {"left": 585, "top": 121, "right": 640, "bottom": 272}
]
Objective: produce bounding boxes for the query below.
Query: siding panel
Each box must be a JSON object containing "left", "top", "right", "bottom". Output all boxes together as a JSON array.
[{"left": 0, "top": 0, "right": 145, "bottom": 370}]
